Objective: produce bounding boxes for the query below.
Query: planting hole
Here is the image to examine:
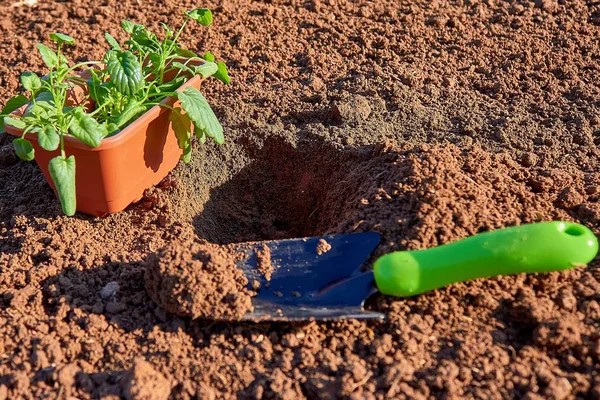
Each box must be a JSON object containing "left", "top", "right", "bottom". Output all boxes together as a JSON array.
[{"left": 183, "top": 137, "right": 367, "bottom": 244}]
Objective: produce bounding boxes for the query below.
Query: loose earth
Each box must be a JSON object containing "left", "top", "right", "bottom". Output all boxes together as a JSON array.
[{"left": 1, "top": 1, "right": 600, "bottom": 399}]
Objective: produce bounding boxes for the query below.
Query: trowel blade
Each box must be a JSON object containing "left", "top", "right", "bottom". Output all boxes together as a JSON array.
[{"left": 232, "top": 232, "right": 384, "bottom": 321}]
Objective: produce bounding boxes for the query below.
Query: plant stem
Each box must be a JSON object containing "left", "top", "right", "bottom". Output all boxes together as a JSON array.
[
  {"left": 146, "top": 91, "right": 177, "bottom": 99},
  {"left": 61, "top": 61, "right": 103, "bottom": 80}
]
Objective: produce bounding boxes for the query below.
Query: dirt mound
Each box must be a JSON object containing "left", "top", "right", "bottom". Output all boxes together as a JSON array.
[{"left": 145, "top": 241, "right": 254, "bottom": 320}]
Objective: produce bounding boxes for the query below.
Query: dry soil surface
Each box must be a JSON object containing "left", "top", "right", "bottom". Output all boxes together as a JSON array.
[{"left": 1, "top": 0, "right": 600, "bottom": 399}]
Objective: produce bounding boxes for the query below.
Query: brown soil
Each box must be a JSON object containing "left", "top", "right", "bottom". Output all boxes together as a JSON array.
[
  {"left": 122, "top": 359, "right": 171, "bottom": 400},
  {"left": 1, "top": 0, "right": 600, "bottom": 399},
  {"left": 255, "top": 244, "right": 273, "bottom": 281},
  {"left": 316, "top": 238, "right": 332, "bottom": 255},
  {"left": 145, "top": 241, "right": 253, "bottom": 320}
]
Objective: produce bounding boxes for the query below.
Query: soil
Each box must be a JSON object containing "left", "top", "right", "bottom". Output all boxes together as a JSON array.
[
  {"left": 1, "top": 0, "right": 600, "bottom": 399},
  {"left": 122, "top": 359, "right": 171, "bottom": 400},
  {"left": 316, "top": 238, "right": 332, "bottom": 255},
  {"left": 255, "top": 244, "right": 273, "bottom": 281},
  {"left": 145, "top": 241, "right": 254, "bottom": 321}
]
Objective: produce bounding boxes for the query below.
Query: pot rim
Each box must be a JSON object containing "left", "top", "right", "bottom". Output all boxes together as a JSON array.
[{"left": 4, "top": 59, "right": 204, "bottom": 152}]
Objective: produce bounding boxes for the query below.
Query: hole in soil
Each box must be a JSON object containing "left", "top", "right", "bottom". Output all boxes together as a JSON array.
[
  {"left": 564, "top": 224, "right": 585, "bottom": 236},
  {"left": 192, "top": 137, "right": 369, "bottom": 244}
]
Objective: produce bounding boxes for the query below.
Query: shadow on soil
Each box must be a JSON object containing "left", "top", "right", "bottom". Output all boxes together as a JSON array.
[{"left": 192, "top": 135, "right": 376, "bottom": 244}]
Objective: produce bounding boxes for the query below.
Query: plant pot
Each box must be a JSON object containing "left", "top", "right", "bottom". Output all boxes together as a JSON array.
[{"left": 5, "top": 73, "right": 202, "bottom": 217}]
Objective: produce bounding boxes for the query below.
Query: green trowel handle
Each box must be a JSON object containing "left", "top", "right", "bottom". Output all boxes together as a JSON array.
[{"left": 373, "top": 221, "right": 598, "bottom": 297}]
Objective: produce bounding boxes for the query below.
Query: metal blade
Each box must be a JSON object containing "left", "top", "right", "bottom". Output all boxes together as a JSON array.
[{"left": 232, "top": 232, "right": 385, "bottom": 321}]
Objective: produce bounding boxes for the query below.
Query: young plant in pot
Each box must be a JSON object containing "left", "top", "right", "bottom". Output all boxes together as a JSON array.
[{"left": 0, "top": 8, "right": 229, "bottom": 216}]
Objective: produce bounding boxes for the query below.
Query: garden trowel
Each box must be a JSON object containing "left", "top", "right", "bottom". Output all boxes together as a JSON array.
[{"left": 232, "top": 221, "right": 598, "bottom": 321}]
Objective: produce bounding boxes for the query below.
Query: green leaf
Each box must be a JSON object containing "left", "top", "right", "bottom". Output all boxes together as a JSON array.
[
  {"left": 182, "top": 141, "right": 192, "bottom": 163},
  {"left": 37, "top": 125, "right": 60, "bottom": 151},
  {"left": 148, "top": 53, "right": 162, "bottom": 69},
  {"left": 2, "top": 94, "right": 29, "bottom": 115},
  {"left": 106, "top": 123, "right": 120, "bottom": 137},
  {"left": 177, "top": 48, "right": 198, "bottom": 58},
  {"left": 58, "top": 53, "right": 69, "bottom": 67},
  {"left": 107, "top": 50, "right": 143, "bottom": 96},
  {"left": 161, "top": 22, "right": 173, "bottom": 38},
  {"left": 177, "top": 87, "right": 224, "bottom": 145},
  {"left": 87, "top": 73, "right": 110, "bottom": 105},
  {"left": 169, "top": 107, "right": 192, "bottom": 150},
  {"left": 68, "top": 107, "right": 106, "bottom": 147},
  {"left": 36, "top": 44, "right": 58, "bottom": 69},
  {"left": 156, "top": 76, "right": 186, "bottom": 94},
  {"left": 114, "top": 101, "right": 146, "bottom": 129},
  {"left": 186, "top": 8, "right": 213, "bottom": 26},
  {"left": 194, "top": 62, "right": 218, "bottom": 78},
  {"left": 49, "top": 33, "right": 75, "bottom": 46},
  {"left": 25, "top": 104, "right": 49, "bottom": 119},
  {"left": 23, "top": 91, "right": 56, "bottom": 118},
  {"left": 131, "top": 25, "right": 158, "bottom": 49},
  {"left": 104, "top": 33, "right": 121, "bottom": 50},
  {"left": 20, "top": 72, "right": 42, "bottom": 92},
  {"left": 171, "top": 61, "right": 195, "bottom": 76},
  {"left": 49, "top": 155, "right": 76, "bottom": 216},
  {"left": 197, "top": 129, "right": 206, "bottom": 144},
  {"left": 0, "top": 95, "right": 29, "bottom": 132},
  {"left": 13, "top": 138, "right": 35, "bottom": 161},
  {"left": 121, "top": 20, "right": 136, "bottom": 34},
  {"left": 214, "top": 61, "right": 230, "bottom": 84},
  {"left": 4, "top": 116, "right": 26, "bottom": 130},
  {"left": 203, "top": 51, "right": 215, "bottom": 62}
]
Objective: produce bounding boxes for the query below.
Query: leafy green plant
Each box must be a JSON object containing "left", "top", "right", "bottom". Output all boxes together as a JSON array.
[{"left": 0, "top": 8, "right": 228, "bottom": 216}]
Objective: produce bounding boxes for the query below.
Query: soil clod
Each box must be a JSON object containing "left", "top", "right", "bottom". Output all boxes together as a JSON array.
[
  {"left": 144, "top": 242, "right": 254, "bottom": 320},
  {"left": 316, "top": 238, "right": 332, "bottom": 255},
  {"left": 255, "top": 244, "right": 273, "bottom": 281}
]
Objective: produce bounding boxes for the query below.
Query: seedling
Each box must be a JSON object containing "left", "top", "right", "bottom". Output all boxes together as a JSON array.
[{"left": 0, "top": 8, "right": 228, "bottom": 216}]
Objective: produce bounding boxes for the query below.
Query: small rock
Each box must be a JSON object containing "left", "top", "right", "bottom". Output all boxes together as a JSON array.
[
  {"left": 308, "top": 75, "right": 325, "bottom": 92},
  {"left": 509, "top": 4, "right": 525, "bottom": 15},
  {"left": 521, "top": 152, "right": 538, "bottom": 167},
  {"left": 330, "top": 95, "right": 372, "bottom": 125},
  {"left": 100, "top": 281, "right": 120, "bottom": 299}
]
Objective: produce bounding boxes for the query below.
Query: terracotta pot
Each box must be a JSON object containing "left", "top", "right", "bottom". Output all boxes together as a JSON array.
[{"left": 5, "top": 72, "right": 202, "bottom": 217}]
